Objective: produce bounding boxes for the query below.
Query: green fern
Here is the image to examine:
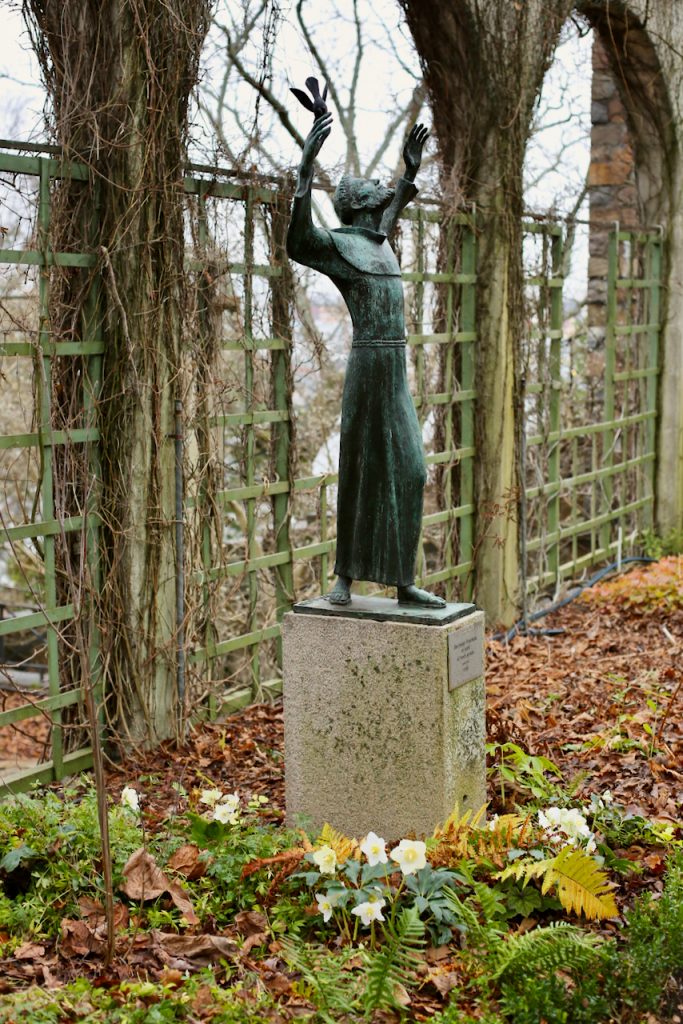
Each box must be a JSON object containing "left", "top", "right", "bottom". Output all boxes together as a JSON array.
[
  {"left": 497, "top": 846, "right": 619, "bottom": 920},
  {"left": 362, "top": 905, "right": 425, "bottom": 1014},
  {"left": 280, "top": 935, "right": 360, "bottom": 1021},
  {"left": 488, "top": 920, "right": 603, "bottom": 981}
]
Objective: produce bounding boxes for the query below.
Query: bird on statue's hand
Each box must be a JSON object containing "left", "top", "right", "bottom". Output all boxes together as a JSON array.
[{"left": 290, "top": 77, "right": 329, "bottom": 121}]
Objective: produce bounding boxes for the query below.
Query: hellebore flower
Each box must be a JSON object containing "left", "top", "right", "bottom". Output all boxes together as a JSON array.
[
  {"left": 312, "top": 845, "right": 337, "bottom": 875},
  {"left": 316, "top": 893, "right": 335, "bottom": 922},
  {"left": 351, "top": 894, "right": 386, "bottom": 927},
  {"left": 220, "top": 792, "right": 240, "bottom": 812},
  {"left": 360, "top": 831, "right": 388, "bottom": 866},
  {"left": 199, "top": 788, "right": 224, "bottom": 808},
  {"left": 213, "top": 803, "right": 239, "bottom": 825},
  {"left": 390, "top": 839, "right": 427, "bottom": 876},
  {"left": 120, "top": 786, "right": 140, "bottom": 814},
  {"left": 538, "top": 806, "right": 596, "bottom": 850}
]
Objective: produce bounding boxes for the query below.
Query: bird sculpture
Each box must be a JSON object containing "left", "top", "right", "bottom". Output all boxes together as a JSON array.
[{"left": 290, "top": 77, "right": 329, "bottom": 121}]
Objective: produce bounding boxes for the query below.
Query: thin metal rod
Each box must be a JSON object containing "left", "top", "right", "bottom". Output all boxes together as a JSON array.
[{"left": 174, "top": 400, "right": 186, "bottom": 717}]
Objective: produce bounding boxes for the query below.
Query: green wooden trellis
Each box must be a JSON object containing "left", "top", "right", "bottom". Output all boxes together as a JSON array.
[
  {"left": 522, "top": 220, "right": 662, "bottom": 593},
  {"left": 0, "top": 143, "right": 103, "bottom": 792},
  {"left": 0, "top": 140, "right": 665, "bottom": 788}
]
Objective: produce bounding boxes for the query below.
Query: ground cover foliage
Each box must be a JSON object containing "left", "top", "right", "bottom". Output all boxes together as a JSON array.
[{"left": 0, "top": 560, "right": 682, "bottom": 1023}]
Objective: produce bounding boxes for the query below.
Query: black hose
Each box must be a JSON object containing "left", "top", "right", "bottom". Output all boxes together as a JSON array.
[{"left": 494, "top": 556, "right": 658, "bottom": 643}]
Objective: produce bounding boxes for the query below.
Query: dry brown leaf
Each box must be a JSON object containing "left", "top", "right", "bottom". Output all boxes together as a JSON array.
[
  {"left": 234, "top": 910, "right": 268, "bottom": 937},
  {"left": 13, "top": 942, "right": 45, "bottom": 961},
  {"left": 167, "top": 843, "right": 208, "bottom": 880},
  {"left": 60, "top": 919, "right": 105, "bottom": 957},
  {"left": 240, "top": 849, "right": 305, "bottom": 880},
  {"left": 168, "top": 881, "right": 199, "bottom": 925},
  {"left": 428, "top": 969, "right": 461, "bottom": 998},
  {"left": 152, "top": 930, "right": 238, "bottom": 969},
  {"left": 121, "top": 848, "right": 169, "bottom": 901}
]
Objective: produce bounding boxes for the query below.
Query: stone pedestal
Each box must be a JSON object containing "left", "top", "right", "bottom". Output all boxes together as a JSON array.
[{"left": 282, "top": 600, "right": 486, "bottom": 840}]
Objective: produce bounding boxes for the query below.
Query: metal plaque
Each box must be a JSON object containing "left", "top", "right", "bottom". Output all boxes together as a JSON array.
[{"left": 448, "top": 621, "right": 483, "bottom": 691}]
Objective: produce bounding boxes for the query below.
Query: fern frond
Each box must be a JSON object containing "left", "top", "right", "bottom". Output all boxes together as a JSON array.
[
  {"left": 442, "top": 886, "right": 491, "bottom": 950},
  {"left": 545, "top": 846, "right": 619, "bottom": 920},
  {"left": 433, "top": 803, "right": 487, "bottom": 840},
  {"left": 280, "top": 935, "right": 360, "bottom": 1017},
  {"left": 363, "top": 905, "right": 425, "bottom": 1013},
  {"left": 471, "top": 881, "right": 505, "bottom": 926},
  {"left": 497, "top": 847, "right": 618, "bottom": 920},
  {"left": 497, "top": 856, "right": 549, "bottom": 886},
  {"left": 316, "top": 823, "right": 358, "bottom": 864},
  {"left": 490, "top": 921, "right": 603, "bottom": 981}
]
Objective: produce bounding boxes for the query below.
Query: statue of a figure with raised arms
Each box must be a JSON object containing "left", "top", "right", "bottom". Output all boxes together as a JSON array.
[{"left": 287, "top": 106, "right": 445, "bottom": 610}]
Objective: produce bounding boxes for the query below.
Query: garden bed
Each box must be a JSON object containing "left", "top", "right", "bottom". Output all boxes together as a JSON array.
[{"left": 0, "top": 559, "right": 681, "bottom": 1023}]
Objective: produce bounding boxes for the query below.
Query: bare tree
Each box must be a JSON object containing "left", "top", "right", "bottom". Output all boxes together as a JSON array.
[{"left": 21, "top": 0, "right": 213, "bottom": 746}]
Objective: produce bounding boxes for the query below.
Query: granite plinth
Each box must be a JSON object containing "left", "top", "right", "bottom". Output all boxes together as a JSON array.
[{"left": 282, "top": 604, "right": 486, "bottom": 839}]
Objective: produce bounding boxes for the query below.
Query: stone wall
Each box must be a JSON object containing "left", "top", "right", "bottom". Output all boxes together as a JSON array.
[{"left": 587, "top": 35, "right": 637, "bottom": 342}]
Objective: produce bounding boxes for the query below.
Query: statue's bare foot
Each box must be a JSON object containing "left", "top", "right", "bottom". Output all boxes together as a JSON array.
[
  {"left": 397, "top": 585, "right": 446, "bottom": 608},
  {"left": 326, "top": 575, "right": 352, "bottom": 605}
]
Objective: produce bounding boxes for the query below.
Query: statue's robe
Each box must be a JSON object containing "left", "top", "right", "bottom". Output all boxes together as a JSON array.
[{"left": 287, "top": 178, "right": 426, "bottom": 587}]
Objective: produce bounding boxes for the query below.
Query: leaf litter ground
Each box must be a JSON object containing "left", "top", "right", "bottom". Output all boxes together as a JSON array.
[{"left": 1, "top": 560, "right": 682, "bottom": 1022}]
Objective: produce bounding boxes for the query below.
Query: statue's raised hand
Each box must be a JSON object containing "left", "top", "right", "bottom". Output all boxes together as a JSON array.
[
  {"left": 403, "top": 123, "right": 429, "bottom": 180},
  {"left": 299, "top": 112, "right": 333, "bottom": 179}
]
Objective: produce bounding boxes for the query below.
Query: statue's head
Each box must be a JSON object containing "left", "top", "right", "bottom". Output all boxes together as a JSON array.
[{"left": 333, "top": 175, "right": 395, "bottom": 226}]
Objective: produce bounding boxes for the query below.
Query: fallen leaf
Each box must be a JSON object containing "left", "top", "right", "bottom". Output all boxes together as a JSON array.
[
  {"left": 167, "top": 843, "right": 208, "bottom": 880},
  {"left": 152, "top": 930, "right": 238, "bottom": 970},
  {"left": 168, "top": 881, "right": 199, "bottom": 925},
  {"left": 240, "top": 849, "right": 305, "bottom": 879},
  {"left": 121, "top": 849, "right": 169, "bottom": 901},
  {"left": 234, "top": 910, "right": 268, "bottom": 937},
  {"left": 60, "top": 919, "right": 105, "bottom": 957},
  {"left": 241, "top": 931, "right": 268, "bottom": 956},
  {"left": 262, "top": 971, "right": 292, "bottom": 997},
  {"left": 14, "top": 942, "right": 45, "bottom": 961}
]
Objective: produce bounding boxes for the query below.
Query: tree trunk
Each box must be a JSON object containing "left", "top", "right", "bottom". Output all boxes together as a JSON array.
[
  {"left": 23, "top": 0, "right": 213, "bottom": 745},
  {"left": 399, "top": 0, "right": 573, "bottom": 624}
]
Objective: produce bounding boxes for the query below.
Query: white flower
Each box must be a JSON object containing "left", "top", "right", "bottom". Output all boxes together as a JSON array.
[
  {"left": 199, "top": 788, "right": 223, "bottom": 808},
  {"left": 601, "top": 790, "right": 613, "bottom": 806},
  {"left": 220, "top": 792, "right": 240, "bottom": 811},
  {"left": 351, "top": 894, "right": 386, "bottom": 927},
  {"left": 120, "top": 786, "right": 140, "bottom": 814},
  {"left": 312, "top": 845, "right": 337, "bottom": 875},
  {"left": 538, "top": 807, "right": 562, "bottom": 831},
  {"left": 538, "top": 806, "right": 596, "bottom": 851},
  {"left": 390, "top": 839, "right": 427, "bottom": 876},
  {"left": 213, "top": 803, "right": 239, "bottom": 825},
  {"left": 360, "top": 831, "right": 388, "bottom": 866},
  {"left": 315, "top": 893, "right": 335, "bottom": 923}
]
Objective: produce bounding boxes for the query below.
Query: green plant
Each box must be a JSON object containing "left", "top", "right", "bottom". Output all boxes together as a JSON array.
[
  {"left": 0, "top": 787, "right": 143, "bottom": 938},
  {"left": 497, "top": 845, "right": 618, "bottom": 919},
  {"left": 0, "top": 974, "right": 278, "bottom": 1024},
  {"left": 189, "top": 809, "right": 302, "bottom": 923},
  {"left": 486, "top": 742, "right": 563, "bottom": 806},
  {"left": 640, "top": 526, "right": 683, "bottom": 559},
  {"left": 280, "top": 938, "right": 363, "bottom": 1022},
  {"left": 587, "top": 791, "right": 681, "bottom": 850},
  {"left": 363, "top": 905, "right": 425, "bottom": 1014}
]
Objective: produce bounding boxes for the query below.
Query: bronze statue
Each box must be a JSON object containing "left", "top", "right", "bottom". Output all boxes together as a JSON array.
[{"left": 287, "top": 106, "right": 445, "bottom": 609}]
